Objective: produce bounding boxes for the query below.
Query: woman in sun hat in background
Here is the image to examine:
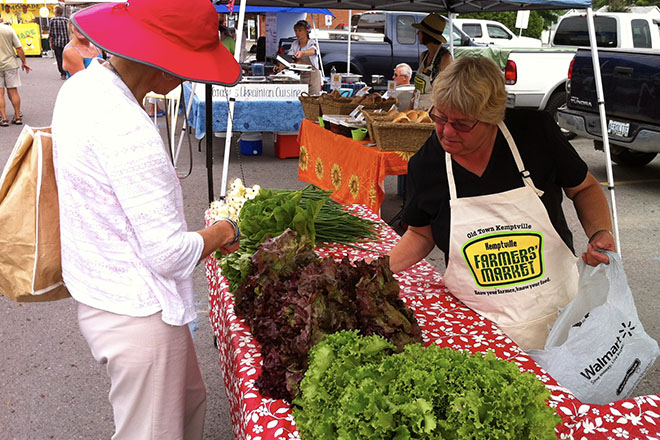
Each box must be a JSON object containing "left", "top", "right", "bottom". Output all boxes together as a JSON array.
[
  {"left": 51, "top": 0, "right": 241, "bottom": 438},
  {"left": 411, "top": 13, "right": 453, "bottom": 110}
]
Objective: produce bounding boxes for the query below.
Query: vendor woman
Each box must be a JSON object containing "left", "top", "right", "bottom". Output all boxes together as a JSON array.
[
  {"left": 275, "top": 20, "right": 322, "bottom": 95},
  {"left": 387, "top": 57, "right": 615, "bottom": 351},
  {"left": 411, "top": 13, "right": 453, "bottom": 110}
]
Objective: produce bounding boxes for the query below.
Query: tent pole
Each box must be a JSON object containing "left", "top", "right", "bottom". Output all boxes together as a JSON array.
[
  {"left": 205, "top": 83, "right": 214, "bottom": 202},
  {"left": 346, "top": 9, "right": 351, "bottom": 74},
  {"left": 448, "top": 12, "right": 455, "bottom": 57},
  {"left": 174, "top": 81, "right": 196, "bottom": 166},
  {"left": 311, "top": 14, "right": 325, "bottom": 80},
  {"left": 585, "top": 7, "right": 621, "bottom": 253},
  {"left": 219, "top": 2, "right": 248, "bottom": 198}
]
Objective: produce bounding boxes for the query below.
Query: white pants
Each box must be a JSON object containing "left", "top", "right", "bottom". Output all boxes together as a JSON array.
[{"left": 77, "top": 302, "right": 206, "bottom": 440}]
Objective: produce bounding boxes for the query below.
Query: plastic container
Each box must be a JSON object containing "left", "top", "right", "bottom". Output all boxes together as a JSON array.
[
  {"left": 251, "top": 63, "right": 265, "bottom": 76},
  {"left": 239, "top": 132, "right": 263, "bottom": 156},
  {"left": 274, "top": 131, "right": 300, "bottom": 159},
  {"left": 351, "top": 128, "right": 368, "bottom": 141}
]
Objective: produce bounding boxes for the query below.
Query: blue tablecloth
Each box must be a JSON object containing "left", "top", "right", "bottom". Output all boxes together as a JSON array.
[{"left": 183, "top": 83, "right": 305, "bottom": 139}]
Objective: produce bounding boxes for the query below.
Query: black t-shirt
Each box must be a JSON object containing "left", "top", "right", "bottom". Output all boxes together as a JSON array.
[{"left": 402, "top": 109, "right": 588, "bottom": 261}]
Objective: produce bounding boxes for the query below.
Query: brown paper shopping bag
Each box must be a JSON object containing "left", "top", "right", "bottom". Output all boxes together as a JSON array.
[{"left": 0, "top": 126, "right": 70, "bottom": 302}]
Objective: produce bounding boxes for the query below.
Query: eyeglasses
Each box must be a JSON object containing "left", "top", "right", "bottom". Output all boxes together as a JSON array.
[
  {"left": 393, "top": 73, "right": 405, "bottom": 78},
  {"left": 428, "top": 107, "right": 479, "bottom": 133}
]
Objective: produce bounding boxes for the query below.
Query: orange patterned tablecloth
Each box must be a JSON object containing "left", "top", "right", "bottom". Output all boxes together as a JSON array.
[{"left": 297, "top": 118, "right": 412, "bottom": 213}]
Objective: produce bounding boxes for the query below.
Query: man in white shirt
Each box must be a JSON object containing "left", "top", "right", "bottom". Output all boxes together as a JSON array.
[{"left": 393, "top": 63, "right": 415, "bottom": 110}]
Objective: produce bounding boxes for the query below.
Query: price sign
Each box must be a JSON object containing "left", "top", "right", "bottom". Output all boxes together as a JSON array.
[
  {"left": 330, "top": 73, "right": 342, "bottom": 91},
  {"left": 349, "top": 104, "right": 365, "bottom": 119},
  {"left": 354, "top": 86, "right": 371, "bottom": 97}
]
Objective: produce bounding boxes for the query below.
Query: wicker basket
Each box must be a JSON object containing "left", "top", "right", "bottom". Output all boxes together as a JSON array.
[
  {"left": 320, "top": 96, "right": 358, "bottom": 115},
  {"left": 299, "top": 92, "right": 322, "bottom": 121},
  {"left": 361, "top": 110, "right": 396, "bottom": 142},
  {"left": 360, "top": 98, "right": 399, "bottom": 112},
  {"left": 372, "top": 121, "right": 435, "bottom": 152},
  {"left": 320, "top": 96, "right": 399, "bottom": 116}
]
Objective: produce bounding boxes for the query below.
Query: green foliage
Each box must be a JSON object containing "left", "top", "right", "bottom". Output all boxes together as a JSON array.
[
  {"left": 294, "top": 331, "right": 561, "bottom": 440},
  {"left": 217, "top": 186, "right": 379, "bottom": 291},
  {"left": 457, "top": 11, "right": 562, "bottom": 39},
  {"left": 600, "top": 0, "right": 632, "bottom": 11},
  {"left": 234, "top": 231, "right": 422, "bottom": 401}
]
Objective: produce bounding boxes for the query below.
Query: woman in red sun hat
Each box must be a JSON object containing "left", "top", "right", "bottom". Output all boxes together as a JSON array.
[{"left": 51, "top": 0, "right": 241, "bottom": 437}]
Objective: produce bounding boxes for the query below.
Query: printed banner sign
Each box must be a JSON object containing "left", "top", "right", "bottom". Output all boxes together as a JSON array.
[{"left": 193, "top": 83, "right": 308, "bottom": 102}]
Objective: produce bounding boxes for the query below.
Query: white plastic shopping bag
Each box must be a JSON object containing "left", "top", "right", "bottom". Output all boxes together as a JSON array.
[{"left": 528, "top": 251, "right": 659, "bottom": 404}]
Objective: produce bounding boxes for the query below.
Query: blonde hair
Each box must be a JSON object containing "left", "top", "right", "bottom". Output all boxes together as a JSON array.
[{"left": 432, "top": 56, "right": 507, "bottom": 125}]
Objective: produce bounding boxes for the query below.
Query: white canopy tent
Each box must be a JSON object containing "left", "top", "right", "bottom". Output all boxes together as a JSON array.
[{"left": 208, "top": 0, "right": 620, "bottom": 251}]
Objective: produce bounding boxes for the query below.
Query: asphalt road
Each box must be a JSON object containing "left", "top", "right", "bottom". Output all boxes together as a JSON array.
[{"left": 1, "top": 56, "right": 659, "bottom": 440}]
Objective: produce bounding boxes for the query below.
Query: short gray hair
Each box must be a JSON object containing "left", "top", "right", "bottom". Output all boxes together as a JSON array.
[{"left": 395, "top": 63, "right": 412, "bottom": 78}]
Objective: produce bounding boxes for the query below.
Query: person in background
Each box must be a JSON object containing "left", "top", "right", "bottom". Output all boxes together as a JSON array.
[
  {"left": 274, "top": 20, "right": 322, "bottom": 95},
  {"left": 51, "top": 0, "right": 241, "bottom": 437},
  {"left": 48, "top": 5, "right": 69, "bottom": 80},
  {"left": 62, "top": 22, "right": 103, "bottom": 78},
  {"left": 393, "top": 63, "right": 412, "bottom": 86},
  {"left": 411, "top": 13, "right": 452, "bottom": 110},
  {"left": 393, "top": 63, "right": 415, "bottom": 110},
  {"left": 219, "top": 25, "right": 236, "bottom": 55},
  {"left": 19, "top": 5, "right": 36, "bottom": 24},
  {"left": 0, "top": 21, "right": 31, "bottom": 126},
  {"left": 1, "top": 5, "right": 18, "bottom": 24},
  {"left": 387, "top": 56, "right": 614, "bottom": 351}
]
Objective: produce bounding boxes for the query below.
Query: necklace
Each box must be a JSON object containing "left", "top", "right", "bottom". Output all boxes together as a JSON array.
[{"left": 105, "top": 59, "right": 126, "bottom": 85}]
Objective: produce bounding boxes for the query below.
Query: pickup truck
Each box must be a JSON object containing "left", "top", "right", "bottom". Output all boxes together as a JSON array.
[
  {"left": 499, "top": 11, "right": 660, "bottom": 138},
  {"left": 279, "top": 11, "right": 476, "bottom": 86},
  {"left": 557, "top": 47, "right": 660, "bottom": 167},
  {"left": 452, "top": 18, "right": 543, "bottom": 47}
]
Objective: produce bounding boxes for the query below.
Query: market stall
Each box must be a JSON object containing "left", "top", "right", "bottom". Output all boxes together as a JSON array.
[
  {"left": 183, "top": 81, "right": 306, "bottom": 139},
  {"left": 297, "top": 118, "right": 409, "bottom": 214},
  {"left": 4, "top": 0, "right": 58, "bottom": 55},
  {"left": 205, "top": 205, "right": 660, "bottom": 439}
]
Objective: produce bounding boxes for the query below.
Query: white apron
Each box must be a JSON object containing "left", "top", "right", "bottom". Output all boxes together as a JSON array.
[
  {"left": 442, "top": 122, "right": 579, "bottom": 351},
  {"left": 413, "top": 49, "right": 441, "bottom": 110}
]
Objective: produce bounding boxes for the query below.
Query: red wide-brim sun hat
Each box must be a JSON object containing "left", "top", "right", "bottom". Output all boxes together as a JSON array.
[{"left": 72, "top": 0, "right": 241, "bottom": 86}]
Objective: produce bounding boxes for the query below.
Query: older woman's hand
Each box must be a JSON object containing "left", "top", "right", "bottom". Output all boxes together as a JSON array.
[
  {"left": 218, "top": 240, "right": 240, "bottom": 255},
  {"left": 582, "top": 229, "right": 616, "bottom": 266}
]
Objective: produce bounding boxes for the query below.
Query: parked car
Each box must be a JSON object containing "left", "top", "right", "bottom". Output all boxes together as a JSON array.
[
  {"left": 278, "top": 11, "right": 477, "bottom": 86},
  {"left": 557, "top": 47, "right": 660, "bottom": 167},
  {"left": 452, "top": 18, "right": 543, "bottom": 47}
]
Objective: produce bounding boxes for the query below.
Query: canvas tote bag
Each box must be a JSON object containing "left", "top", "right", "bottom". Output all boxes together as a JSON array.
[{"left": 0, "top": 126, "right": 69, "bottom": 302}]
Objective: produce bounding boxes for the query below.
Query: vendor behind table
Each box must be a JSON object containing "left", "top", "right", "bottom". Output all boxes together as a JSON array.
[
  {"left": 273, "top": 20, "right": 321, "bottom": 95},
  {"left": 386, "top": 56, "right": 616, "bottom": 351},
  {"left": 411, "top": 13, "right": 453, "bottom": 110}
]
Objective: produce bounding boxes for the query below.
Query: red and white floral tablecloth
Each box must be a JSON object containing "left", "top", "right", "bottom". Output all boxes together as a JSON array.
[{"left": 205, "top": 205, "right": 660, "bottom": 440}]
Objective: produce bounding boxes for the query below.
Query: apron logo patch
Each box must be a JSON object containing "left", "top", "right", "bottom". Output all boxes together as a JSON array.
[{"left": 462, "top": 232, "right": 544, "bottom": 288}]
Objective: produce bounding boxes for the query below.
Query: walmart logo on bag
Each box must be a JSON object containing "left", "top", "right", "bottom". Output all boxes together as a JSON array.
[
  {"left": 619, "top": 321, "right": 636, "bottom": 338},
  {"left": 580, "top": 322, "right": 635, "bottom": 383}
]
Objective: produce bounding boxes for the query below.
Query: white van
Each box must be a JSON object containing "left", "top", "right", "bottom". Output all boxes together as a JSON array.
[{"left": 453, "top": 19, "right": 543, "bottom": 47}]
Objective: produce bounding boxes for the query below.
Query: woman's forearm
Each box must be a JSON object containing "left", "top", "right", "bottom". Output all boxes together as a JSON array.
[
  {"left": 387, "top": 225, "right": 436, "bottom": 273},
  {"left": 565, "top": 173, "right": 613, "bottom": 239}
]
